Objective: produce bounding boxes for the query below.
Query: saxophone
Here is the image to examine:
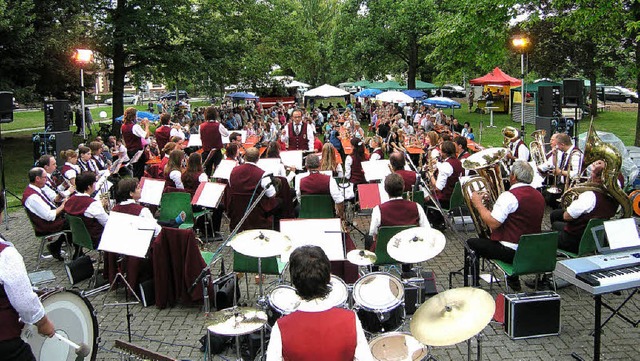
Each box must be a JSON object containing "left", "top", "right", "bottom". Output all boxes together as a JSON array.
[{"left": 560, "top": 120, "right": 632, "bottom": 217}]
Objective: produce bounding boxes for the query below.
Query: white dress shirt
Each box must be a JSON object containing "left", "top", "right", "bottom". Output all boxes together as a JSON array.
[
  {"left": 434, "top": 158, "right": 454, "bottom": 191},
  {"left": 74, "top": 193, "right": 109, "bottom": 226},
  {"left": 510, "top": 140, "right": 530, "bottom": 163},
  {"left": 369, "top": 197, "right": 430, "bottom": 237},
  {"left": 281, "top": 123, "right": 314, "bottom": 151},
  {"left": 295, "top": 172, "right": 344, "bottom": 204},
  {"left": 24, "top": 184, "right": 57, "bottom": 221},
  {"left": 566, "top": 191, "right": 597, "bottom": 219},
  {"left": 170, "top": 170, "right": 184, "bottom": 189}
]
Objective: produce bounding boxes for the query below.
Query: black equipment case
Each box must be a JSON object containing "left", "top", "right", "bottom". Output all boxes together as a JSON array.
[{"left": 504, "top": 291, "right": 561, "bottom": 339}]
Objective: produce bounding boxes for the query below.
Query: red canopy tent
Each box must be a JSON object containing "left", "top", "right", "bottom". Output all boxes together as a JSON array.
[{"left": 470, "top": 67, "right": 521, "bottom": 86}]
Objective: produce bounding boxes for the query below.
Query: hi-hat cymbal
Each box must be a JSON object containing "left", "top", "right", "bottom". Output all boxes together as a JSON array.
[
  {"left": 347, "top": 249, "right": 377, "bottom": 266},
  {"left": 387, "top": 227, "right": 446, "bottom": 264},
  {"left": 228, "top": 229, "right": 291, "bottom": 258},
  {"left": 410, "top": 287, "right": 495, "bottom": 346},
  {"left": 207, "top": 306, "right": 268, "bottom": 336}
]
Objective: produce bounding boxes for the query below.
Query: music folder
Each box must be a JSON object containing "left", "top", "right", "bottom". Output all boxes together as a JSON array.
[
  {"left": 361, "top": 160, "right": 392, "bottom": 182},
  {"left": 357, "top": 183, "right": 389, "bottom": 210},
  {"left": 192, "top": 182, "right": 226, "bottom": 208},
  {"left": 279, "top": 218, "right": 344, "bottom": 262},
  {"left": 139, "top": 177, "right": 165, "bottom": 205},
  {"left": 188, "top": 133, "right": 202, "bottom": 147},
  {"left": 212, "top": 159, "right": 237, "bottom": 180},
  {"left": 280, "top": 151, "right": 304, "bottom": 170},
  {"left": 99, "top": 212, "right": 155, "bottom": 258}
]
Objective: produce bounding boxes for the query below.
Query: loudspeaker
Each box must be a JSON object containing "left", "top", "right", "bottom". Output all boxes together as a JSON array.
[
  {"left": 504, "top": 291, "right": 561, "bottom": 339},
  {"left": 563, "top": 79, "right": 583, "bottom": 108},
  {"left": 32, "top": 131, "right": 73, "bottom": 165},
  {"left": 44, "top": 100, "right": 71, "bottom": 131},
  {"left": 537, "top": 86, "right": 562, "bottom": 117},
  {"left": 64, "top": 255, "right": 94, "bottom": 285},
  {"left": 0, "top": 91, "right": 13, "bottom": 123},
  {"left": 535, "top": 116, "right": 555, "bottom": 143}
]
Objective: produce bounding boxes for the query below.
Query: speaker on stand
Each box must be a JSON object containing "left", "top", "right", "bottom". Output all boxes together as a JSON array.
[
  {"left": 44, "top": 100, "right": 71, "bottom": 132},
  {"left": 563, "top": 79, "right": 584, "bottom": 143}
]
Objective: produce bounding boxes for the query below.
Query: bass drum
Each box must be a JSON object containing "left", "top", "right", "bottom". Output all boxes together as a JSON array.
[{"left": 21, "top": 288, "right": 99, "bottom": 361}]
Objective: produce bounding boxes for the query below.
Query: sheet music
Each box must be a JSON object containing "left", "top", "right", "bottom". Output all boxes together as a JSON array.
[
  {"left": 222, "top": 130, "right": 247, "bottom": 144},
  {"left": 130, "top": 150, "right": 144, "bottom": 164},
  {"left": 212, "top": 159, "right": 237, "bottom": 180},
  {"left": 139, "top": 177, "right": 165, "bottom": 205},
  {"left": 294, "top": 171, "right": 333, "bottom": 190},
  {"left": 192, "top": 182, "right": 226, "bottom": 208},
  {"left": 279, "top": 151, "right": 303, "bottom": 170},
  {"left": 604, "top": 218, "right": 640, "bottom": 250},
  {"left": 188, "top": 133, "right": 202, "bottom": 147},
  {"left": 257, "top": 159, "right": 281, "bottom": 175},
  {"left": 361, "top": 160, "right": 392, "bottom": 182},
  {"left": 99, "top": 212, "right": 154, "bottom": 258},
  {"left": 378, "top": 183, "right": 390, "bottom": 203},
  {"left": 280, "top": 218, "right": 344, "bottom": 262}
]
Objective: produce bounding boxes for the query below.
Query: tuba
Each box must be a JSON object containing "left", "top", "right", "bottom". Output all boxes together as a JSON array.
[
  {"left": 502, "top": 126, "right": 518, "bottom": 148},
  {"left": 461, "top": 147, "right": 508, "bottom": 238},
  {"left": 529, "top": 129, "right": 547, "bottom": 167},
  {"left": 561, "top": 120, "right": 632, "bottom": 217}
]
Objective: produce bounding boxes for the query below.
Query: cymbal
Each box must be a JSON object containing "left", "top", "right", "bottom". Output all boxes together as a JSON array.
[
  {"left": 410, "top": 287, "right": 495, "bottom": 346},
  {"left": 228, "top": 229, "right": 291, "bottom": 258},
  {"left": 207, "top": 306, "right": 268, "bottom": 336},
  {"left": 347, "top": 249, "right": 377, "bottom": 266},
  {"left": 387, "top": 227, "right": 446, "bottom": 264}
]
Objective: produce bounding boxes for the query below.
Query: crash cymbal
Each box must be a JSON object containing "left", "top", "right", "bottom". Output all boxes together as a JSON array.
[
  {"left": 228, "top": 229, "right": 291, "bottom": 258},
  {"left": 207, "top": 306, "right": 268, "bottom": 336},
  {"left": 387, "top": 227, "right": 446, "bottom": 264},
  {"left": 410, "top": 287, "right": 495, "bottom": 346},
  {"left": 347, "top": 249, "right": 377, "bottom": 266}
]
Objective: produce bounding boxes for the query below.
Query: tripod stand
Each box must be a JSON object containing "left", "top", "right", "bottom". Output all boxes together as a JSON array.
[{"left": 0, "top": 124, "right": 22, "bottom": 230}]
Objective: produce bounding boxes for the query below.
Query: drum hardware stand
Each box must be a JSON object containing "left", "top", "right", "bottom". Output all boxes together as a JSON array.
[
  {"left": 467, "top": 333, "right": 484, "bottom": 361},
  {"left": 336, "top": 180, "right": 367, "bottom": 239},
  {"left": 101, "top": 271, "right": 141, "bottom": 343}
]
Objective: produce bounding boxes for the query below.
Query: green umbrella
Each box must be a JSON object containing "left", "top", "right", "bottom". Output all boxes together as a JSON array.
[
  {"left": 378, "top": 80, "right": 406, "bottom": 90},
  {"left": 352, "top": 79, "right": 372, "bottom": 87},
  {"left": 415, "top": 80, "right": 437, "bottom": 90}
]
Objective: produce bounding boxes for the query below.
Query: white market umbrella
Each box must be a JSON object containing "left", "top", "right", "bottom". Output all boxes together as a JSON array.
[{"left": 376, "top": 90, "right": 415, "bottom": 104}]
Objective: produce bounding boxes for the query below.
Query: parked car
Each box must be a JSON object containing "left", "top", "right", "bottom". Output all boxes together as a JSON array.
[
  {"left": 438, "top": 84, "right": 466, "bottom": 98},
  {"left": 597, "top": 86, "right": 638, "bottom": 103},
  {"left": 159, "top": 90, "right": 189, "bottom": 101},
  {"left": 105, "top": 94, "right": 139, "bottom": 105}
]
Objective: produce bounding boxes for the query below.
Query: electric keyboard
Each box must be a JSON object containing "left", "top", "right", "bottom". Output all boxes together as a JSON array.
[{"left": 555, "top": 249, "right": 640, "bottom": 295}]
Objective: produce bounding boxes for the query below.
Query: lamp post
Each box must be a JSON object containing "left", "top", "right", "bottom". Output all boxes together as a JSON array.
[
  {"left": 73, "top": 49, "right": 93, "bottom": 140},
  {"left": 512, "top": 36, "right": 529, "bottom": 141}
]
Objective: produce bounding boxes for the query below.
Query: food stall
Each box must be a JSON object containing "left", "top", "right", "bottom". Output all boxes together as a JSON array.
[{"left": 470, "top": 67, "right": 522, "bottom": 113}]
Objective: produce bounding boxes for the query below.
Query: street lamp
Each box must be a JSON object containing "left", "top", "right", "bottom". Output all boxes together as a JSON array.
[
  {"left": 512, "top": 36, "right": 529, "bottom": 141},
  {"left": 73, "top": 49, "right": 94, "bottom": 140}
]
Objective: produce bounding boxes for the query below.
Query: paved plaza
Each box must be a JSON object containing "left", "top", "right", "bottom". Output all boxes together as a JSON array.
[{"left": 5, "top": 207, "right": 639, "bottom": 360}]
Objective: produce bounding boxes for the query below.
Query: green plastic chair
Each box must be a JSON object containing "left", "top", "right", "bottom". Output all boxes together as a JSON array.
[
  {"left": 402, "top": 190, "right": 425, "bottom": 206},
  {"left": 557, "top": 218, "right": 604, "bottom": 258},
  {"left": 300, "top": 194, "right": 334, "bottom": 219},
  {"left": 158, "top": 192, "right": 195, "bottom": 230},
  {"left": 66, "top": 214, "right": 103, "bottom": 288},
  {"left": 374, "top": 225, "right": 415, "bottom": 266},
  {"left": 233, "top": 251, "right": 287, "bottom": 301},
  {"left": 489, "top": 232, "right": 559, "bottom": 292}
]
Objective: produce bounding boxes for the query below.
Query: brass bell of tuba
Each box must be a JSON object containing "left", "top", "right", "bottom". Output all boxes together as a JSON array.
[
  {"left": 560, "top": 120, "right": 632, "bottom": 217},
  {"left": 529, "top": 129, "right": 547, "bottom": 167},
  {"left": 502, "top": 126, "right": 518, "bottom": 148}
]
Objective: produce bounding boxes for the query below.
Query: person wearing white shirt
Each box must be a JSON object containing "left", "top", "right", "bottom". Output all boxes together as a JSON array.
[
  {"left": 553, "top": 133, "right": 583, "bottom": 186},
  {"left": 63, "top": 172, "right": 110, "bottom": 248},
  {"left": 112, "top": 178, "right": 162, "bottom": 237},
  {"left": 505, "top": 131, "right": 530, "bottom": 166},
  {"left": 281, "top": 110, "right": 314, "bottom": 151},
  {"left": 295, "top": 154, "right": 344, "bottom": 218}
]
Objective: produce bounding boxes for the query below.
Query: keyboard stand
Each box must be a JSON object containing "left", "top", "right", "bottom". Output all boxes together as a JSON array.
[{"left": 598, "top": 288, "right": 639, "bottom": 330}]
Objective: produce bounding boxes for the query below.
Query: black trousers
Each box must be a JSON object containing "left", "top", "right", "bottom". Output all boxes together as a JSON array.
[
  {"left": 550, "top": 208, "right": 581, "bottom": 254},
  {"left": 203, "top": 149, "right": 223, "bottom": 177},
  {"left": 465, "top": 237, "right": 516, "bottom": 286},
  {"left": 0, "top": 338, "right": 36, "bottom": 361},
  {"left": 128, "top": 149, "right": 147, "bottom": 179}
]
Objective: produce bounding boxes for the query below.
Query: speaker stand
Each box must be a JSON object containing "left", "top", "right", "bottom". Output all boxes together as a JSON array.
[{"left": 0, "top": 124, "right": 22, "bottom": 230}]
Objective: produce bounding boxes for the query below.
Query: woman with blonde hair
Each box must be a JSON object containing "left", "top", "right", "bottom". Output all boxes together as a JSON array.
[
  {"left": 164, "top": 149, "right": 186, "bottom": 189},
  {"left": 368, "top": 136, "right": 385, "bottom": 161},
  {"left": 60, "top": 149, "right": 80, "bottom": 186},
  {"left": 320, "top": 143, "right": 344, "bottom": 177}
]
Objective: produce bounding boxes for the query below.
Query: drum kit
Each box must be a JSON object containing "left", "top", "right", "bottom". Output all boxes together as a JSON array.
[{"left": 204, "top": 226, "right": 495, "bottom": 361}]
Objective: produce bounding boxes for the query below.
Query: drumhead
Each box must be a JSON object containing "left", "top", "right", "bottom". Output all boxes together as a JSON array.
[
  {"left": 22, "top": 289, "right": 98, "bottom": 361},
  {"left": 353, "top": 272, "right": 404, "bottom": 311},
  {"left": 269, "top": 285, "right": 300, "bottom": 314},
  {"left": 368, "top": 332, "right": 428, "bottom": 361},
  {"left": 322, "top": 275, "right": 348, "bottom": 308}
]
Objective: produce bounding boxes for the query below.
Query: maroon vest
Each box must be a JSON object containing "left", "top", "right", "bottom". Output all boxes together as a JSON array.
[
  {"left": 511, "top": 139, "right": 528, "bottom": 162},
  {"left": 64, "top": 195, "right": 104, "bottom": 247},
  {"left": 155, "top": 125, "right": 171, "bottom": 151},
  {"left": 22, "top": 186, "right": 66, "bottom": 236},
  {"left": 182, "top": 172, "right": 202, "bottom": 194},
  {"left": 230, "top": 164, "right": 265, "bottom": 194},
  {"left": 278, "top": 308, "right": 356, "bottom": 361},
  {"left": 396, "top": 169, "right": 417, "bottom": 192},
  {"left": 228, "top": 163, "right": 273, "bottom": 230},
  {"left": 380, "top": 199, "right": 420, "bottom": 226},
  {"left": 300, "top": 172, "right": 331, "bottom": 195},
  {"left": 164, "top": 171, "right": 177, "bottom": 188},
  {"left": 288, "top": 122, "right": 308, "bottom": 151},
  {"left": 491, "top": 186, "right": 544, "bottom": 244},
  {"left": 437, "top": 158, "right": 463, "bottom": 202},
  {"left": 0, "top": 243, "right": 24, "bottom": 341},
  {"left": 201, "top": 122, "right": 223, "bottom": 152},
  {"left": 112, "top": 203, "right": 144, "bottom": 216},
  {"left": 565, "top": 192, "right": 618, "bottom": 237},
  {"left": 349, "top": 156, "right": 366, "bottom": 185},
  {"left": 121, "top": 123, "right": 142, "bottom": 151},
  {"left": 62, "top": 164, "right": 78, "bottom": 179},
  {"left": 372, "top": 148, "right": 384, "bottom": 159}
]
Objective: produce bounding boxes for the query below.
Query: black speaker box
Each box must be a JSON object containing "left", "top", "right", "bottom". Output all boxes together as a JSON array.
[
  {"left": 65, "top": 255, "right": 94, "bottom": 285},
  {"left": 44, "top": 100, "right": 71, "bottom": 131},
  {"left": 504, "top": 291, "right": 561, "bottom": 339},
  {"left": 563, "top": 79, "right": 584, "bottom": 108},
  {"left": 537, "top": 86, "right": 561, "bottom": 117},
  {"left": 0, "top": 91, "right": 13, "bottom": 123},
  {"left": 32, "top": 131, "right": 73, "bottom": 165},
  {"left": 535, "top": 116, "right": 556, "bottom": 143}
]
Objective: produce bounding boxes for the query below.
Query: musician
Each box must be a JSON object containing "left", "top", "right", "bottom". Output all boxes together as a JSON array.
[
  {"left": 61, "top": 149, "right": 80, "bottom": 187},
  {"left": 164, "top": 149, "right": 186, "bottom": 189},
  {"left": 549, "top": 161, "right": 617, "bottom": 254},
  {"left": 264, "top": 142, "right": 296, "bottom": 182},
  {"left": 505, "top": 130, "right": 530, "bottom": 165},
  {"left": 296, "top": 154, "right": 344, "bottom": 218},
  {"left": 64, "top": 172, "right": 109, "bottom": 248},
  {"left": 228, "top": 132, "right": 245, "bottom": 164},
  {"left": 553, "top": 133, "right": 583, "bottom": 187},
  {"left": 281, "top": 109, "right": 313, "bottom": 151},
  {"left": 36, "top": 155, "right": 72, "bottom": 201},
  {"left": 154, "top": 113, "right": 172, "bottom": 151},
  {"left": 200, "top": 106, "right": 229, "bottom": 176},
  {"left": 465, "top": 161, "right": 545, "bottom": 291},
  {"left": 112, "top": 178, "right": 161, "bottom": 237},
  {"left": 89, "top": 141, "right": 109, "bottom": 172},
  {"left": 429, "top": 141, "right": 463, "bottom": 209},
  {"left": 22, "top": 168, "right": 69, "bottom": 261},
  {"left": 266, "top": 245, "right": 372, "bottom": 361},
  {"left": 320, "top": 143, "right": 344, "bottom": 178},
  {"left": 227, "top": 147, "right": 277, "bottom": 231},
  {"left": 389, "top": 152, "right": 418, "bottom": 192},
  {"left": 345, "top": 138, "right": 368, "bottom": 185},
  {"left": 0, "top": 194, "right": 56, "bottom": 361},
  {"left": 121, "top": 107, "right": 150, "bottom": 179},
  {"left": 368, "top": 136, "right": 385, "bottom": 161},
  {"left": 454, "top": 136, "right": 471, "bottom": 160},
  {"left": 181, "top": 153, "right": 208, "bottom": 194}
]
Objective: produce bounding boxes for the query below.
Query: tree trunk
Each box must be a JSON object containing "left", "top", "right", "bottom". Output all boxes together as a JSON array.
[
  {"left": 111, "top": 0, "right": 126, "bottom": 138},
  {"left": 407, "top": 35, "right": 418, "bottom": 90}
]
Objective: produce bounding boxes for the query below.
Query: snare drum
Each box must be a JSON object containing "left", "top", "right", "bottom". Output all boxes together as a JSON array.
[
  {"left": 21, "top": 288, "right": 98, "bottom": 361},
  {"left": 353, "top": 272, "right": 405, "bottom": 334},
  {"left": 268, "top": 285, "right": 300, "bottom": 325},
  {"left": 368, "top": 332, "right": 428, "bottom": 361}
]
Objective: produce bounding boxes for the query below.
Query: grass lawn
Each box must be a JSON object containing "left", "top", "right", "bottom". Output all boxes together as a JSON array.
[{"left": 0, "top": 104, "right": 636, "bottom": 210}]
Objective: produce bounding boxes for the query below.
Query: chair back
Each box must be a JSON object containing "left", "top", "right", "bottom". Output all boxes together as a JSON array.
[
  {"left": 232, "top": 251, "right": 284, "bottom": 275},
  {"left": 300, "top": 194, "right": 334, "bottom": 219},
  {"left": 375, "top": 225, "right": 415, "bottom": 265},
  {"left": 448, "top": 182, "right": 465, "bottom": 211},
  {"left": 158, "top": 192, "right": 194, "bottom": 224},
  {"left": 403, "top": 190, "right": 425, "bottom": 206},
  {"left": 66, "top": 214, "right": 95, "bottom": 250},
  {"left": 577, "top": 219, "right": 605, "bottom": 256},
  {"left": 512, "top": 232, "right": 559, "bottom": 276}
]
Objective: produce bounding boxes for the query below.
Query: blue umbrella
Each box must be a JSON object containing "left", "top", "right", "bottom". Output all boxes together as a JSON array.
[
  {"left": 402, "top": 89, "right": 427, "bottom": 99},
  {"left": 115, "top": 110, "right": 160, "bottom": 122},
  {"left": 423, "top": 96, "right": 461, "bottom": 116},
  {"left": 226, "top": 92, "right": 259, "bottom": 100},
  {"left": 355, "top": 88, "right": 382, "bottom": 97}
]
